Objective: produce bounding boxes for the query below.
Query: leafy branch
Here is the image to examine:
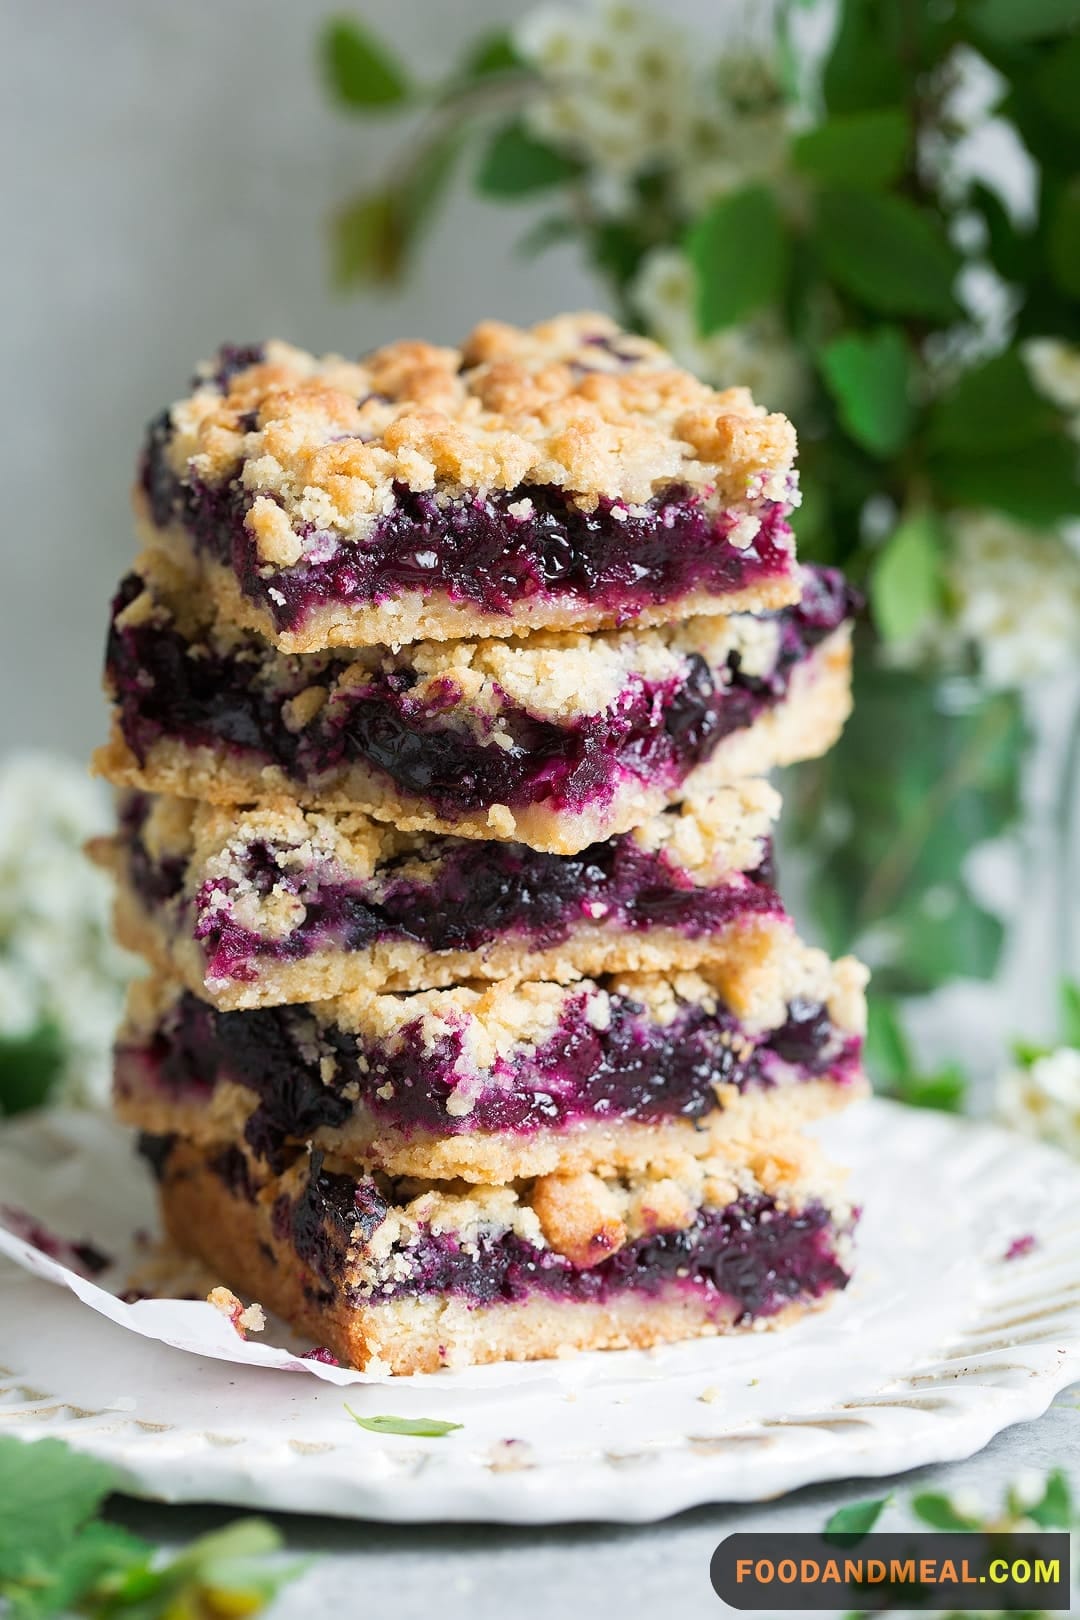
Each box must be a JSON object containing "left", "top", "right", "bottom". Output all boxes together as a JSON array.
[
  {"left": 0, "top": 1436, "right": 306, "bottom": 1618},
  {"left": 317, "top": 1, "right": 1080, "bottom": 1033}
]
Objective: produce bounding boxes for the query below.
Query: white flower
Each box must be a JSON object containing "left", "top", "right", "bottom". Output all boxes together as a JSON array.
[
  {"left": 0, "top": 752, "right": 136, "bottom": 1107},
  {"left": 997, "top": 1046, "right": 1080, "bottom": 1157},
  {"left": 947, "top": 510, "right": 1080, "bottom": 689},
  {"left": 632, "top": 248, "right": 806, "bottom": 411},
  {"left": 675, "top": 92, "right": 791, "bottom": 215},
  {"left": 517, "top": 3, "right": 698, "bottom": 183},
  {"left": 1023, "top": 338, "right": 1080, "bottom": 441},
  {"left": 1007, "top": 1468, "right": 1049, "bottom": 1512}
]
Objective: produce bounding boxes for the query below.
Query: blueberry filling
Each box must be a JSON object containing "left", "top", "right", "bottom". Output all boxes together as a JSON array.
[
  {"left": 119, "top": 795, "right": 188, "bottom": 906},
  {"left": 105, "top": 566, "right": 855, "bottom": 819},
  {"left": 121, "top": 794, "right": 780, "bottom": 982},
  {"left": 136, "top": 1130, "right": 177, "bottom": 1182},
  {"left": 278, "top": 1153, "right": 850, "bottom": 1315},
  {"left": 142, "top": 397, "right": 796, "bottom": 627},
  {"left": 119, "top": 985, "right": 860, "bottom": 1164}
]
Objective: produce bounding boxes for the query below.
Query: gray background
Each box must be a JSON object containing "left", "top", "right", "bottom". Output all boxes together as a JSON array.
[
  {"left": 3, "top": 4, "right": 1077, "bottom": 1612},
  {"left": 4, "top": 0, "right": 602, "bottom": 758}
]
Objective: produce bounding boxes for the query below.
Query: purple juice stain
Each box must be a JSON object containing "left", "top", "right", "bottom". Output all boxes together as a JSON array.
[{"left": 0, "top": 1204, "right": 111, "bottom": 1277}]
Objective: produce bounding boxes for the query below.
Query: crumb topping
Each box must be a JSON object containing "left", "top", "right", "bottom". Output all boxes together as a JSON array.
[
  {"left": 321, "top": 1134, "right": 846, "bottom": 1286},
  {"left": 121, "top": 549, "right": 790, "bottom": 730},
  {"left": 155, "top": 314, "right": 797, "bottom": 561},
  {"left": 206, "top": 1284, "right": 266, "bottom": 1336},
  {"left": 118, "top": 780, "right": 778, "bottom": 925}
]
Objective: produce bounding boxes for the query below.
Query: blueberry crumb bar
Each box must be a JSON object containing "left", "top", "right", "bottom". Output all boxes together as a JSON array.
[
  {"left": 146, "top": 1130, "right": 856, "bottom": 1373},
  {"left": 94, "top": 554, "right": 855, "bottom": 854},
  {"left": 97, "top": 781, "right": 783, "bottom": 1008},
  {"left": 91, "top": 306, "right": 870, "bottom": 1376},
  {"left": 137, "top": 314, "right": 802, "bottom": 652},
  {"left": 115, "top": 944, "right": 867, "bottom": 1184}
]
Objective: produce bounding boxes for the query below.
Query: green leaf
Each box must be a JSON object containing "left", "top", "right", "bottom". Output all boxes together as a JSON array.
[
  {"left": 971, "top": 0, "right": 1080, "bottom": 42},
  {"left": 822, "top": 0, "right": 904, "bottom": 114},
  {"left": 18, "top": 1521, "right": 154, "bottom": 1619},
  {"left": 686, "top": 185, "right": 787, "bottom": 334},
  {"left": 331, "top": 128, "right": 463, "bottom": 290},
  {"left": 911, "top": 1491, "right": 981, "bottom": 1531},
  {"left": 1048, "top": 178, "right": 1080, "bottom": 299},
  {"left": 889, "top": 886, "right": 1005, "bottom": 992},
  {"left": 870, "top": 511, "right": 943, "bottom": 644},
  {"left": 476, "top": 121, "right": 582, "bottom": 197},
  {"left": 969, "top": 182, "right": 1039, "bottom": 284},
  {"left": 793, "top": 109, "right": 909, "bottom": 189},
  {"left": 933, "top": 435, "right": 1080, "bottom": 527},
  {"left": 864, "top": 998, "right": 912, "bottom": 1090},
  {"left": 0, "top": 1437, "right": 118, "bottom": 1579},
  {"left": 1035, "top": 35, "right": 1080, "bottom": 135},
  {"left": 927, "top": 349, "right": 1055, "bottom": 455},
  {"left": 1012, "top": 1038, "right": 1054, "bottom": 1066},
  {"left": 0, "top": 1443, "right": 301, "bottom": 1619},
  {"left": 1028, "top": 1467, "right": 1074, "bottom": 1527},
  {"left": 821, "top": 328, "right": 914, "bottom": 457},
  {"left": 590, "top": 219, "right": 653, "bottom": 293},
  {"left": 320, "top": 17, "right": 410, "bottom": 110},
  {"left": 815, "top": 189, "right": 959, "bottom": 319},
  {"left": 459, "top": 31, "right": 521, "bottom": 79},
  {"left": 825, "top": 1495, "right": 891, "bottom": 1537},
  {"left": 1061, "top": 980, "right": 1080, "bottom": 1047},
  {"left": 346, "top": 1406, "right": 462, "bottom": 1437},
  {"left": 401, "top": 125, "right": 465, "bottom": 238},
  {"left": 893, "top": 1062, "right": 968, "bottom": 1113},
  {"left": 162, "top": 1518, "right": 283, "bottom": 1578},
  {"left": 0, "top": 1021, "right": 66, "bottom": 1116},
  {"left": 143, "top": 1519, "right": 300, "bottom": 1620}
]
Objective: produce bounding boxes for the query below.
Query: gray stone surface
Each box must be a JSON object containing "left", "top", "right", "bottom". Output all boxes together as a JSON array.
[{"left": 112, "top": 1390, "right": 1080, "bottom": 1618}]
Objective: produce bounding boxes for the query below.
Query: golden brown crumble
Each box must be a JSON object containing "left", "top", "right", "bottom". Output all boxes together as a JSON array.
[{"left": 156, "top": 315, "right": 798, "bottom": 567}]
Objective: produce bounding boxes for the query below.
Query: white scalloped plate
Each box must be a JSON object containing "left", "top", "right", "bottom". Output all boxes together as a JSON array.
[{"left": 1, "top": 1099, "right": 1079, "bottom": 1523}]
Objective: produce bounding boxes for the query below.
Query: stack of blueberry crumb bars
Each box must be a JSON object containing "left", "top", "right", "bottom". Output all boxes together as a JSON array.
[{"left": 91, "top": 313, "right": 868, "bottom": 1374}]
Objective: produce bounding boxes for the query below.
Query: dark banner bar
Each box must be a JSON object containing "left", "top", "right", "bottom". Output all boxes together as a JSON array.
[{"left": 711, "top": 1531, "right": 1071, "bottom": 1610}]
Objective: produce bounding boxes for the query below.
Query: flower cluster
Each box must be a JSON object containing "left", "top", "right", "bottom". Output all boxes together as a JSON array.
[
  {"left": 947, "top": 511, "right": 1080, "bottom": 689},
  {"left": 516, "top": 3, "right": 698, "bottom": 191},
  {"left": 0, "top": 753, "right": 134, "bottom": 1107},
  {"left": 320, "top": 0, "right": 1080, "bottom": 1021},
  {"left": 997, "top": 1046, "right": 1080, "bottom": 1159},
  {"left": 515, "top": 2, "right": 789, "bottom": 212},
  {"left": 1024, "top": 338, "right": 1080, "bottom": 443}
]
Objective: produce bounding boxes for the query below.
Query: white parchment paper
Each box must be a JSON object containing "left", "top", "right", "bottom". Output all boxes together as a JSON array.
[{"left": 0, "top": 1108, "right": 555, "bottom": 1387}]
